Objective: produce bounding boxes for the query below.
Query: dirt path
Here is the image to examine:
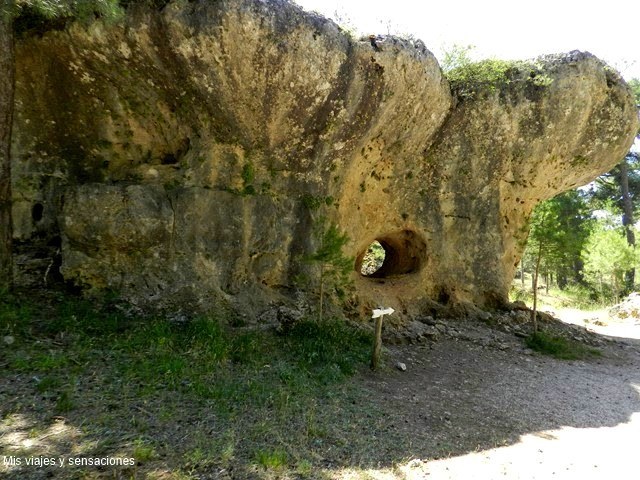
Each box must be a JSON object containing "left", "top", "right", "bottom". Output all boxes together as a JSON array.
[{"left": 334, "top": 319, "right": 640, "bottom": 479}]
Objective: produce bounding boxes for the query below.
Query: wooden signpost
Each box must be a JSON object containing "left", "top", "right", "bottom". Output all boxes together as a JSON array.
[{"left": 370, "top": 307, "right": 394, "bottom": 370}]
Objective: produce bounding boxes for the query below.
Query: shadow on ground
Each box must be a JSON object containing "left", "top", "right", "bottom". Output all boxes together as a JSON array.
[{"left": 1, "top": 321, "right": 639, "bottom": 479}]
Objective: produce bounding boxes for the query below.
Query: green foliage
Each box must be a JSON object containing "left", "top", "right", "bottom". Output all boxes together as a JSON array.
[
  {"left": 304, "top": 216, "right": 354, "bottom": 321},
  {"left": 524, "top": 191, "right": 594, "bottom": 285},
  {"left": 132, "top": 438, "right": 157, "bottom": 462},
  {"left": 306, "top": 219, "right": 352, "bottom": 276},
  {"left": 256, "top": 448, "right": 288, "bottom": 469},
  {"left": 525, "top": 331, "right": 601, "bottom": 360},
  {"left": 582, "top": 224, "right": 639, "bottom": 299},
  {"left": 241, "top": 162, "right": 255, "bottom": 185},
  {"left": 587, "top": 155, "right": 640, "bottom": 218},
  {"left": 441, "top": 44, "right": 553, "bottom": 99},
  {"left": 302, "top": 194, "right": 334, "bottom": 211},
  {"left": 55, "top": 390, "right": 75, "bottom": 413},
  {"left": 0, "top": 290, "right": 33, "bottom": 337},
  {"left": 360, "top": 240, "right": 385, "bottom": 275},
  {"left": 283, "top": 318, "right": 370, "bottom": 377},
  {"left": 440, "top": 43, "right": 474, "bottom": 72},
  {"left": 628, "top": 78, "right": 640, "bottom": 105}
]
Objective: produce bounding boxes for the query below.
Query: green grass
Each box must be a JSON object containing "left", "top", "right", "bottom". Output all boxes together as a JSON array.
[
  {"left": 0, "top": 290, "right": 374, "bottom": 474},
  {"left": 525, "top": 331, "right": 601, "bottom": 360},
  {"left": 0, "top": 289, "right": 34, "bottom": 337},
  {"left": 132, "top": 438, "right": 157, "bottom": 462},
  {"left": 510, "top": 281, "right": 616, "bottom": 311},
  {"left": 55, "top": 390, "right": 75, "bottom": 413},
  {"left": 256, "top": 448, "right": 288, "bottom": 469}
]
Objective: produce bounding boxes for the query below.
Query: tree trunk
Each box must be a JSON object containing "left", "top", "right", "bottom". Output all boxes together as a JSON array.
[
  {"left": 0, "top": 14, "right": 14, "bottom": 291},
  {"left": 618, "top": 158, "right": 636, "bottom": 291},
  {"left": 545, "top": 272, "right": 549, "bottom": 294}
]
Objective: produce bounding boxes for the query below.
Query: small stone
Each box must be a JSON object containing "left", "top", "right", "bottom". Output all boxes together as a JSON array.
[
  {"left": 512, "top": 300, "right": 528, "bottom": 309},
  {"left": 3, "top": 335, "right": 14, "bottom": 345},
  {"left": 395, "top": 362, "right": 407, "bottom": 372}
]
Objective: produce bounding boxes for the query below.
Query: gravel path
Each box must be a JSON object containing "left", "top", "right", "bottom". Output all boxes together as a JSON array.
[{"left": 338, "top": 319, "right": 640, "bottom": 479}]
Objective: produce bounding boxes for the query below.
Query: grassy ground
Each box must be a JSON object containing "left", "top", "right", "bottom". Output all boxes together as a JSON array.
[
  {"left": 2, "top": 287, "right": 626, "bottom": 479},
  {"left": 0, "top": 290, "right": 378, "bottom": 479},
  {"left": 524, "top": 331, "right": 601, "bottom": 360},
  {"left": 510, "top": 280, "right": 612, "bottom": 312}
]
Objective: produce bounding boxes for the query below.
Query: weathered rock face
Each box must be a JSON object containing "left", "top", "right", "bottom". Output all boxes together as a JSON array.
[{"left": 10, "top": 0, "right": 638, "bottom": 319}]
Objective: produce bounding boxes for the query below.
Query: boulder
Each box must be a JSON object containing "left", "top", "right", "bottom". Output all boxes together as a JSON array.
[{"left": 10, "top": 0, "right": 638, "bottom": 319}]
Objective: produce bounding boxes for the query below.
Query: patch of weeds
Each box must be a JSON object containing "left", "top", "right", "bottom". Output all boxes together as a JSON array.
[
  {"left": 296, "top": 459, "right": 313, "bottom": 476},
  {"left": 49, "top": 294, "right": 131, "bottom": 336},
  {"left": 525, "top": 331, "right": 601, "bottom": 360},
  {"left": 229, "top": 331, "right": 265, "bottom": 365},
  {"left": 256, "top": 448, "right": 288, "bottom": 469},
  {"left": 302, "top": 194, "right": 334, "bottom": 211},
  {"left": 35, "top": 376, "right": 60, "bottom": 393},
  {"left": 446, "top": 58, "right": 553, "bottom": 99},
  {"left": 241, "top": 162, "right": 255, "bottom": 185},
  {"left": 132, "top": 438, "right": 156, "bottom": 462},
  {"left": 30, "top": 351, "right": 70, "bottom": 371},
  {"left": 0, "top": 290, "right": 33, "bottom": 337},
  {"left": 3, "top": 291, "right": 374, "bottom": 477},
  {"left": 55, "top": 390, "right": 75, "bottom": 413},
  {"left": 184, "top": 447, "right": 216, "bottom": 471},
  {"left": 283, "top": 318, "right": 371, "bottom": 377},
  {"left": 230, "top": 162, "right": 256, "bottom": 196}
]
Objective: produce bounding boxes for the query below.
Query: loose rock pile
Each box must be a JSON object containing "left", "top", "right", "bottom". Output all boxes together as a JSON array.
[{"left": 609, "top": 293, "right": 640, "bottom": 322}]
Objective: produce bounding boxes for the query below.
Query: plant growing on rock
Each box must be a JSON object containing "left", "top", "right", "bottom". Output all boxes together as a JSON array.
[{"left": 304, "top": 216, "right": 353, "bottom": 323}]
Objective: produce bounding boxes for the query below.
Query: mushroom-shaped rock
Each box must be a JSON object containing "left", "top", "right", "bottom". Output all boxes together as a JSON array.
[{"left": 10, "top": 0, "right": 639, "bottom": 318}]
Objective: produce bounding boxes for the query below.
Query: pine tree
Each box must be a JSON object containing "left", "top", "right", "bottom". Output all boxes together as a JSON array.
[{"left": 304, "top": 216, "right": 353, "bottom": 323}]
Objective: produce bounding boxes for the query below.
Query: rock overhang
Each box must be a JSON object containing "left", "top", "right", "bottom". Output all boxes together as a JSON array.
[{"left": 10, "top": 0, "right": 639, "bottom": 320}]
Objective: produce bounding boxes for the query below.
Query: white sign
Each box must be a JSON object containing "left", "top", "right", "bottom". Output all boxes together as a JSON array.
[{"left": 372, "top": 307, "right": 395, "bottom": 318}]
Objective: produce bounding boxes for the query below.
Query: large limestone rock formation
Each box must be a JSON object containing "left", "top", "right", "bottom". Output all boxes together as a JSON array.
[{"left": 10, "top": 0, "right": 638, "bottom": 319}]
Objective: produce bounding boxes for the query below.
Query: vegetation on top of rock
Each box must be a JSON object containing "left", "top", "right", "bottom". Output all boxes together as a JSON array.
[
  {"left": 441, "top": 44, "right": 556, "bottom": 99},
  {"left": 445, "top": 58, "right": 553, "bottom": 99}
]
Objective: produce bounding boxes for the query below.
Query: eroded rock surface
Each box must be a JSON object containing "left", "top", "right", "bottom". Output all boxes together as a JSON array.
[{"left": 10, "top": 0, "right": 639, "bottom": 319}]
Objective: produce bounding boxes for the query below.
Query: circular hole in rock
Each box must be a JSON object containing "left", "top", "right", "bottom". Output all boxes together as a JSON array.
[
  {"left": 356, "top": 230, "right": 426, "bottom": 278},
  {"left": 360, "top": 240, "right": 386, "bottom": 276}
]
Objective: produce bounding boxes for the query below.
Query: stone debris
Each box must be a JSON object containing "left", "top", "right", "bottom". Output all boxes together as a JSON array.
[
  {"left": 395, "top": 362, "right": 407, "bottom": 372},
  {"left": 609, "top": 292, "right": 640, "bottom": 322}
]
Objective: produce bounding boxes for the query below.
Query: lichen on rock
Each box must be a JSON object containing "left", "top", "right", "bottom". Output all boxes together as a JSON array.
[{"left": 10, "top": 0, "right": 639, "bottom": 320}]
